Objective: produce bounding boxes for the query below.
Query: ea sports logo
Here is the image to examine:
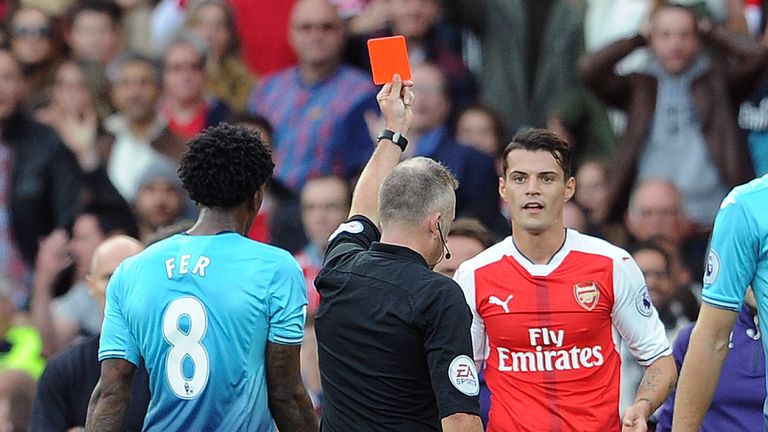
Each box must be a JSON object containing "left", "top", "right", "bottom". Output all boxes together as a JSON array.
[{"left": 448, "top": 355, "right": 479, "bottom": 396}]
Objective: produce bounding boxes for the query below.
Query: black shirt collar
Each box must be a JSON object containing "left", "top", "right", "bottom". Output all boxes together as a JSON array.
[{"left": 370, "top": 242, "right": 430, "bottom": 268}]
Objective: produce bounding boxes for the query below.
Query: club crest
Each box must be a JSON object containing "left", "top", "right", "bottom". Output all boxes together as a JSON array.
[{"left": 574, "top": 282, "right": 600, "bottom": 311}]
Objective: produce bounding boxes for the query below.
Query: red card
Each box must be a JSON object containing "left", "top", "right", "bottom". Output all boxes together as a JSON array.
[{"left": 367, "top": 35, "right": 412, "bottom": 85}]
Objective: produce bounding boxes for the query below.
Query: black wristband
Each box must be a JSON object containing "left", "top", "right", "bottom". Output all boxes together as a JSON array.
[{"left": 376, "top": 129, "right": 408, "bottom": 151}]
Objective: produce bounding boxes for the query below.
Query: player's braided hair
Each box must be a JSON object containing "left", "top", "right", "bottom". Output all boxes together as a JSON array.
[{"left": 178, "top": 123, "right": 274, "bottom": 209}]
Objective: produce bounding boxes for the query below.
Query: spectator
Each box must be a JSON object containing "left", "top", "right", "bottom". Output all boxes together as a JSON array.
[
  {"left": 0, "top": 273, "right": 45, "bottom": 378},
  {"left": 159, "top": 32, "right": 230, "bottom": 141},
  {"left": 454, "top": 104, "right": 506, "bottom": 159},
  {"left": 296, "top": 175, "right": 350, "bottom": 315},
  {"left": 116, "top": 0, "right": 154, "bottom": 57},
  {"left": 0, "top": 48, "right": 82, "bottom": 305},
  {"left": 35, "top": 58, "right": 112, "bottom": 173},
  {"left": 133, "top": 157, "right": 187, "bottom": 243},
  {"left": 433, "top": 217, "right": 493, "bottom": 277},
  {"left": 574, "top": 159, "right": 610, "bottom": 232},
  {"left": 30, "top": 204, "right": 138, "bottom": 356},
  {"left": 624, "top": 179, "right": 709, "bottom": 288},
  {"left": 440, "top": 0, "right": 586, "bottom": 133},
  {"left": 347, "top": 0, "right": 478, "bottom": 118},
  {"left": 580, "top": 3, "right": 765, "bottom": 228},
  {"left": 65, "top": 0, "right": 123, "bottom": 69},
  {"left": 247, "top": 0, "right": 375, "bottom": 193},
  {"left": 185, "top": 0, "right": 258, "bottom": 112},
  {"left": 409, "top": 62, "right": 507, "bottom": 238},
  {"left": 7, "top": 5, "right": 62, "bottom": 110},
  {"left": 105, "top": 52, "right": 183, "bottom": 202},
  {"left": 30, "top": 236, "right": 150, "bottom": 432}
]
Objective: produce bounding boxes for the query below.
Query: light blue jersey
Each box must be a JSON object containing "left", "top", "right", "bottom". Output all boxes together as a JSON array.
[
  {"left": 702, "top": 174, "right": 768, "bottom": 427},
  {"left": 99, "top": 233, "right": 307, "bottom": 431}
]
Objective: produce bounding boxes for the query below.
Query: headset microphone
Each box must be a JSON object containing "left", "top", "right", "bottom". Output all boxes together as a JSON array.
[{"left": 437, "top": 221, "right": 451, "bottom": 260}]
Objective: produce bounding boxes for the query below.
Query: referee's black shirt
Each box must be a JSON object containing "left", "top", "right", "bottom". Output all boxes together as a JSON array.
[{"left": 315, "top": 215, "right": 480, "bottom": 432}]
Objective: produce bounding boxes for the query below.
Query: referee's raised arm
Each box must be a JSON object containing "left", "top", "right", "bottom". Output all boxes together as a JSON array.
[{"left": 348, "top": 74, "right": 414, "bottom": 225}]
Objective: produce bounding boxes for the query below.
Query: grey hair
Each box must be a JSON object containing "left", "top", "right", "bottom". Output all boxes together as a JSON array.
[
  {"left": 379, "top": 157, "right": 459, "bottom": 226},
  {"left": 163, "top": 31, "right": 210, "bottom": 67},
  {"left": 108, "top": 51, "right": 162, "bottom": 85}
]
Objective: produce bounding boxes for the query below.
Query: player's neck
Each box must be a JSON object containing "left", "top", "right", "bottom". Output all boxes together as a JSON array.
[
  {"left": 511, "top": 225, "right": 567, "bottom": 265},
  {"left": 186, "top": 207, "right": 248, "bottom": 236}
]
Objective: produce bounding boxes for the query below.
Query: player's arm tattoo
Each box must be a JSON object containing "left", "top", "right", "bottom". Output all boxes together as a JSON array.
[
  {"left": 266, "top": 342, "right": 319, "bottom": 432},
  {"left": 634, "top": 354, "right": 677, "bottom": 413},
  {"left": 85, "top": 359, "right": 136, "bottom": 432}
]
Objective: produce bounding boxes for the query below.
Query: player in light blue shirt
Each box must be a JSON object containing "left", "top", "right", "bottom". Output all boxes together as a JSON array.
[
  {"left": 673, "top": 174, "right": 768, "bottom": 431},
  {"left": 85, "top": 124, "right": 318, "bottom": 431}
]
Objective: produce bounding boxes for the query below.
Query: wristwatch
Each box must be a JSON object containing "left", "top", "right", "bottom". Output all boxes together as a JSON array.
[{"left": 376, "top": 129, "right": 408, "bottom": 151}]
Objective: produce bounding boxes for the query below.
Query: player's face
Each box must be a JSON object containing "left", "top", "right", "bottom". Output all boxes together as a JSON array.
[{"left": 500, "top": 149, "right": 575, "bottom": 235}]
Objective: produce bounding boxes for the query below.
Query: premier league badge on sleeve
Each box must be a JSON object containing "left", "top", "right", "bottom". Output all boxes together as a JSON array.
[
  {"left": 635, "top": 286, "right": 653, "bottom": 317},
  {"left": 703, "top": 250, "right": 720, "bottom": 285}
]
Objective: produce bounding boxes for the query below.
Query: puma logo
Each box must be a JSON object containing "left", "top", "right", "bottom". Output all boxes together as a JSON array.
[{"left": 488, "top": 294, "right": 514, "bottom": 313}]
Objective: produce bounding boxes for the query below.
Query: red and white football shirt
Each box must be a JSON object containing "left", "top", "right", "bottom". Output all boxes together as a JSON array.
[{"left": 454, "top": 230, "right": 671, "bottom": 432}]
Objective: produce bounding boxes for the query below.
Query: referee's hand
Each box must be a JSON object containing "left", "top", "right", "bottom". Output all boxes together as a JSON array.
[{"left": 376, "top": 74, "right": 414, "bottom": 136}]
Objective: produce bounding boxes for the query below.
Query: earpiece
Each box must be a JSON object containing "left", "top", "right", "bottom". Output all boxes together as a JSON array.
[{"left": 437, "top": 220, "right": 451, "bottom": 260}]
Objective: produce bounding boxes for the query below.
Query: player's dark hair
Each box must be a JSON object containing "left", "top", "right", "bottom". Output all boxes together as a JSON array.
[
  {"left": 178, "top": 123, "right": 274, "bottom": 209},
  {"left": 66, "top": 0, "right": 122, "bottom": 29},
  {"left": 502, "top": 128, "right": 572, "bottom": 179}
]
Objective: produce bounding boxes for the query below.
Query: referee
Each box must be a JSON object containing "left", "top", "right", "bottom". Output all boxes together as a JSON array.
[{"left": 314, "top": 75, "right": 482, "bottom": 432}]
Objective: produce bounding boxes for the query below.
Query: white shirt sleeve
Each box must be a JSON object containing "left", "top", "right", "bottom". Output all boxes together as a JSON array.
[
  {"left": 611, "top": 255, "right": 672, "bottom": 366},
  {"left": 454, "top": 264, "right": 489, "bottom": 370}
]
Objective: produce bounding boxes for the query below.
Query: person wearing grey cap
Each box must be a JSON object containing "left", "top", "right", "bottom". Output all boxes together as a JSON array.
[{"left": 133, "top": 156, "right": 189, "bottom": 243}]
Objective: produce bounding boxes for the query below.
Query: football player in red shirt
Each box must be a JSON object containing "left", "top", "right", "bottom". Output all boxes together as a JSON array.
[{"left": 454, "top": 129, "right": 677, "bottom": 432}]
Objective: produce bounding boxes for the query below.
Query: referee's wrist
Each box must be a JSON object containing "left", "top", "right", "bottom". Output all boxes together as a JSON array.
[{"left": 377, "top": 128, "right": 408, "bottom": 151}]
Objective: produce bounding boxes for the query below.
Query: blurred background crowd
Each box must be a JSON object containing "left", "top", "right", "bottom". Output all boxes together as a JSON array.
[{"left": 0, "top": 0, "right": 767, "bottom": 430}]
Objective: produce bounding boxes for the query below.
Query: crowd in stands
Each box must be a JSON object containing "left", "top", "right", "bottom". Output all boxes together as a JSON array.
[{"left": 1, "top": 0, "right": 767, "bottom": 430}]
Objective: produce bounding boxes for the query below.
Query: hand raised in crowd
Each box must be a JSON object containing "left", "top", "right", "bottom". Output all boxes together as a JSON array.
[
  {"left": 34, "top": 229, "right": 72, "bottom": 284},
  {"left": 55, "top": 109, "right": 100, "bottom": 171},
  {"left": 376, "top": 74, "right": 415, "bottom": 135}
]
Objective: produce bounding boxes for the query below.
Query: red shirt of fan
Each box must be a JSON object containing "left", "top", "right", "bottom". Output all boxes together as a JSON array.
[{"left": 454, "top": 230, "right": 671, "bottom": 432}]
